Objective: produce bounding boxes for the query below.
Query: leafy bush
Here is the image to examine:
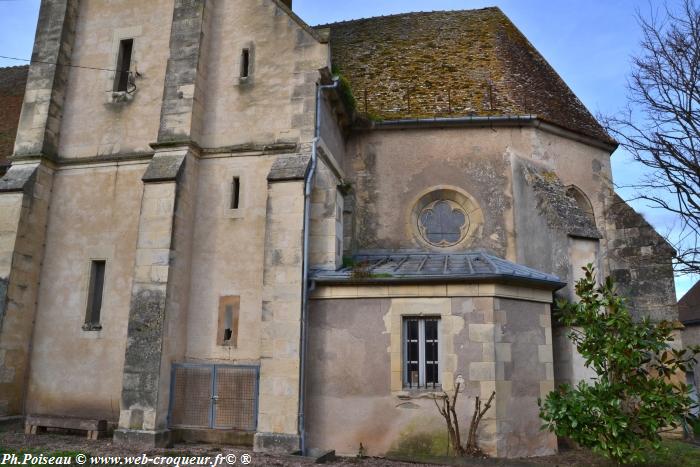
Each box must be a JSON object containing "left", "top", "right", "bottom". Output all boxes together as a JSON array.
[{"left": 539, "top": 265, "right": 699, "bottom": 464}]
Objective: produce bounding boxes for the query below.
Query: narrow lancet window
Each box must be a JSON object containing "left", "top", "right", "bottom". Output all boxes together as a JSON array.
[
  {"left": 240, "top": 49, "right": 250, "bottom": 78},
  {"left": 84, "top": 260, "right": 106, "bottom": 330},
  {"left": 231, "top": 177, "right": 241, "bottom": 210},
  {"left": 114, "top": 39, "right": 134, "bottom": 92}
]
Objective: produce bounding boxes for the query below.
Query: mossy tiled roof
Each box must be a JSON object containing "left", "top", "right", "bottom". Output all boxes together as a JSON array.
[
  {"left": 0, "top": 66, "right": 28, "bottom": 168},
  {"left": 317, "top": 7, "right": 614, "bottom": 144}
]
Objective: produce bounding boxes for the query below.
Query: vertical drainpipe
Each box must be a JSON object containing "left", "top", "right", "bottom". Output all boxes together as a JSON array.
[{"left": 299, "top": 78, "right": 339, "bottom": 455}]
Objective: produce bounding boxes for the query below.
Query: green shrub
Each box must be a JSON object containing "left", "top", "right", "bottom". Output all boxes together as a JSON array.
[{"left": 539, "top": 265, "right": 699, "bottom": 464}]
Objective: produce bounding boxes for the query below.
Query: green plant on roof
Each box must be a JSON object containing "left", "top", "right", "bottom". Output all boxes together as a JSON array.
[
  {"left": 331, "top": 65, "right": 357, "bottom": 114},
  {"left": 369, "top": 272, "right": 393, "bottom": 279}
]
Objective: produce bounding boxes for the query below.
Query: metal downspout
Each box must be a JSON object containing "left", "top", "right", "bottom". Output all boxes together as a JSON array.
[{"left": 299, "top": 78, "right": 338, "bottom": 455}]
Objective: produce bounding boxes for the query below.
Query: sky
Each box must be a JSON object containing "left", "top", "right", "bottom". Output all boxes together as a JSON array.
[{"left": 0, "top": 0, "right": 695, "bottom": 298}]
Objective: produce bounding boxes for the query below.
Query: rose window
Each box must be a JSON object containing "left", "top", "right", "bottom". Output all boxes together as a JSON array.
[{"left": 418, "top": 200, "right": 469, "bottom": 247}]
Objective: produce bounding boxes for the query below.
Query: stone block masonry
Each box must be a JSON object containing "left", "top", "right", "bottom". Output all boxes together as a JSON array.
[
  {"left": 306, "top": 287, "right": 558, "bottom": 458},
  {"left": 115, "top": 149, "right": 196, "bottom": 446},
  {"left": 255, "top": 176, "right": 306, "bottom": 453},
  {"left": 13, "top": 0, "right": 78, "bottom": 159},
  {"left": 157, "top": 0, "right": 207, "bottom": 144},
  {"left": 0, "top": 163, "right": 54, "bottom": 416},
  {"left": 0, "top": 0, "right": 74, "bottom": 415}
]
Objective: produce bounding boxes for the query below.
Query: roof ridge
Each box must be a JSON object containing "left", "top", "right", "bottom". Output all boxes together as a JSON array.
[
  {"left": 0, "top": 65, "right": 30, "bottom": 70},
  {"left": 313, "top": 6, "right": 501, "bottom": 29}
]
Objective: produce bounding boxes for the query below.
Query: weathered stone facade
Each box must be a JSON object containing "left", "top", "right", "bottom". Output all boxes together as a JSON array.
[
  {"left": 307, "top": 285, "right": 558, "bottom": 458},
  {"left": 0, "top": 1, "right": 679, "bottom": 461}
]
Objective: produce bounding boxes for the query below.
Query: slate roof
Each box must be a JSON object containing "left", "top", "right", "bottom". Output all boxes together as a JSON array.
[
  {"left": 317, "top": 8, "right": 615, "bottom": 145},
  {"left": 679, "top": 281, "right": 700, "bottom": 324},
  {"left": 312, "top": 252, "right": 564, "bottom": 289}
]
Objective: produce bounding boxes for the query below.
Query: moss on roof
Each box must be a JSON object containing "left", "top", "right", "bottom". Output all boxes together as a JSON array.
[
  {"left": 317, "top": 7, "right": 614, "bottom": 144},
  {"left": 0, "top": 66, "right": 28, "bottom": 167},
  {"left": 0, "top": 65, "right": 28, "bottom": 96}
]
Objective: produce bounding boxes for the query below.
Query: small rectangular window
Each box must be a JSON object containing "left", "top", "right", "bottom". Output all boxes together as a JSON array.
[
  {"left": 231, "top": 177, "right": 241, "bottom": 210},
  {"left": 114, "top": 39, "right": 134, "bottom": 92},
  {"left": 403, "top": 317, "right": 440, "bottom": 389},
  {"left": 240, "top": 49, "right": 250, "bottom": 78},
  {"left": 84, "top": 260, "right": 106, "bottom": 330},
  {"left": 218, "top": 296, "right": 240, "bottom": 347}
]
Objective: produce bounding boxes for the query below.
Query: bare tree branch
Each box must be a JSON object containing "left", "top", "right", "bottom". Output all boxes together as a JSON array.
[{"left": 603, "top": 0, "right": 700, "bottom": 275}]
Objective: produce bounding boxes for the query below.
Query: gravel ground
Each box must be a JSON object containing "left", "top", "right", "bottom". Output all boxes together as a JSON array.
[{"left": 0, "top": 421, "right": 613, "bottom": 466}]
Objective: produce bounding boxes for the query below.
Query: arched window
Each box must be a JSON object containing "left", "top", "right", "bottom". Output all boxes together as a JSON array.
[{"left": 566, "top": 185, "right": 595, "bottom": 225}]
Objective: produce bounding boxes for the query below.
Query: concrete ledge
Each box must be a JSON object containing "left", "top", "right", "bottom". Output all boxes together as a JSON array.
[
  {"left": 290, "top": 449, "right": 336, "bottom": 463},
  {"left": 142, "top": 153, "right": 186, "bottom": 183},
  {"left": 267, "top": 154, "right": 310, "bottom": 181},
  {"left": 311, "top": 283, "right": 554, "bottom": 303},
  {"left": 113, "top": 428, "right": 171, "bottom": 448},
  {"left": 253, "top": 432, "right": 300, "bottom": 454},
  {"left": 171, "top": 428, "right": 253, "bottom": 446},
  {"left": 0, "top": 164, "right": 37, "bottom": 193},
  {"left": 0, "top": 416, "right": 22, "bottom": 428}
]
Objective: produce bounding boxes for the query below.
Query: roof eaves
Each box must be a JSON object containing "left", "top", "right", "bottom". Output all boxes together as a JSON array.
[
  {"left": 312, "top": 272, "right": 565, "bottom": 291},
  {"left": 354, "top": 115, "right": 618, "bottom": 152}
]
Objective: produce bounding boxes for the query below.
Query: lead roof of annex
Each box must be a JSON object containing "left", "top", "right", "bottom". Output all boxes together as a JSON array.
[
  {"left": 315, "top": 7, "right": 615, "bottom": 145},
  {"left": 312, "top": 252, "right": 565, "bottom": 290}
]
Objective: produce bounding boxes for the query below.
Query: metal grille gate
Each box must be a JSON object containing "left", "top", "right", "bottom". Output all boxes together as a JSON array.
[{"left": 168, "top": 364, "right": 259, "bottom": 431}]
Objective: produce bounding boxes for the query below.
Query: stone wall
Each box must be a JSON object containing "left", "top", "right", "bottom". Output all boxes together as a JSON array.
[
  {"left": 511, "top": 157, "right": 602, "bottom": 300},
  {"left": 306, "top": 284, "right": 556, "bottom": 458},
  {"left": 345, "top": 127, "right": 515, "bottom": 257},
  {"left": 198, "top": 0, "right": 327, "bottom": 149},
  {"left": 256, "top": 179, "right": 306, "bottom": 451},
  {"left": 345, "top": 125, "right": 612, "bottom": 265},
  {"left": 57, "top": 0, "right": 174, "bottom": 159},
  {"left": 184, "top": 154, "right": 275, "bottom": 362},
  {"left": 14, "top": 0, "right": 78, "bottom": 159},
  {"left": 605, "top": 194, "right": 678, "bottom": 322},
  {"left": 5, "top": 0, "right": 334, "bottom": 451},
  {"left": 309, "top": 157, "right": 343, "bottom": 270},
  {"left": 24, "top": 163, "right": 142, "bottom": 420},
  {"left": 158, "top": 0, "right": 207, "bottom": 144},
  {"left": 0, "top": 164, "right": 53, "bottom": 416},
  {"left": 114, "top": 149, "right": 197, "bottom": 444}
]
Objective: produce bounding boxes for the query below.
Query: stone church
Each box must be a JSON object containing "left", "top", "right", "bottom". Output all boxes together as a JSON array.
[{"left": 0, "top": 0, "right": 678, "bottom": 459}]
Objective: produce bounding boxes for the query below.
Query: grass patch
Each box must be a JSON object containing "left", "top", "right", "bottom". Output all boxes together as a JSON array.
[
  {"left": 692, "top": 418, "right": 700, "bottom": 437},
  {"left": 387, "top": 439, "right": 699, "bottom": 466},
  {"left": 635, "top": 439, "right": 700, "bottom": 466}
]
